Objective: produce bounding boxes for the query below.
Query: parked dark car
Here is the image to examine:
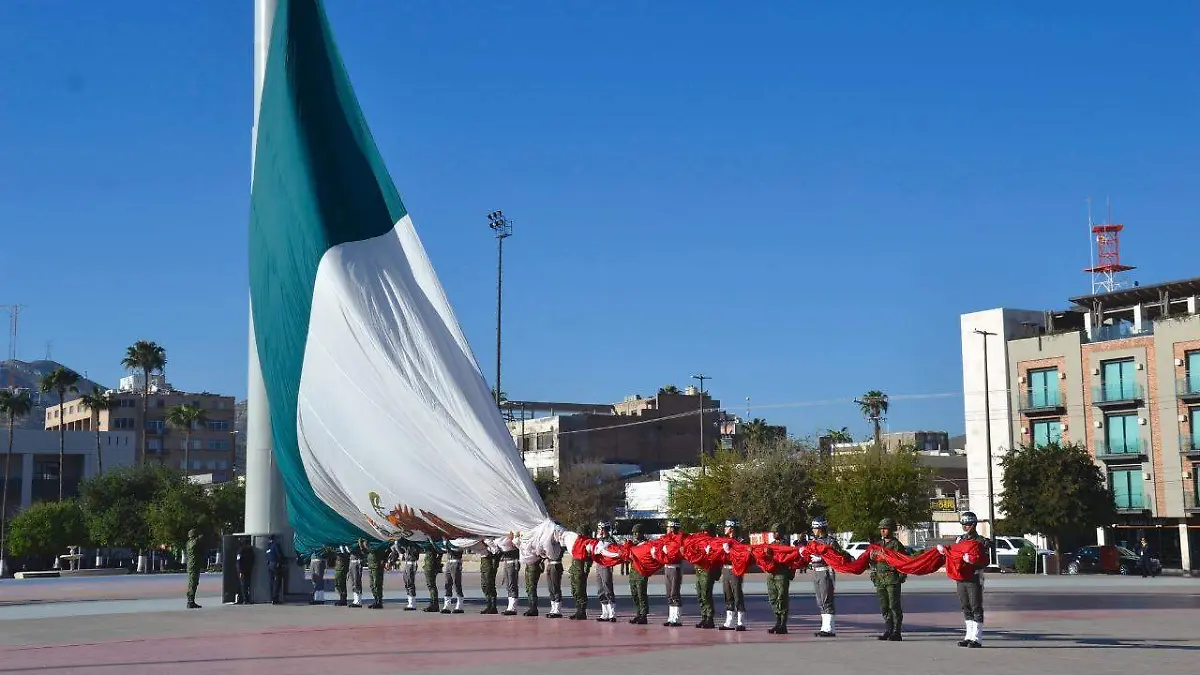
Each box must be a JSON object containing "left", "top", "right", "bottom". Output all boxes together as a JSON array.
[{"left": 1062, "top": 545, "right": 1162, "bottom": 576}]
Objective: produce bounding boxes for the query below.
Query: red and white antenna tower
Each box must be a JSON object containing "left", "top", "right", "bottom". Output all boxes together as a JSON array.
[{"left": 1084, "top": 199, "right": 1135, "bottom": 294}]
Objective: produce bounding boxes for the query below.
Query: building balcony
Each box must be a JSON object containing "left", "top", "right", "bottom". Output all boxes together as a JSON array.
[
  {"left": 1113, "top": 494, "right": 1149, "bottom": 514},
  {"left": 1182, "top": 434, "right": 1200, "bottom": 460},
  {"left": 1094, "top": 439, "right": 1148, "bottom": 462},
  {"left": 1178, "top": 376, "right": 1200, "bottom": 403},
  {"left": 1090, "top": 322, "right": 1154, "bottom": 343},
  {"left": 1018, "top": 390, "right": 1067, "bottom": 415},
  {"left": 1091, "top": 384, "right": 1145, "bottom": 408}
]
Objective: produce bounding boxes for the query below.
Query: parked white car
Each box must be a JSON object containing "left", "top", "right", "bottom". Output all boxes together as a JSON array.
[{"left": 992, "top": 536, "right": 1052, "bottom": 569}]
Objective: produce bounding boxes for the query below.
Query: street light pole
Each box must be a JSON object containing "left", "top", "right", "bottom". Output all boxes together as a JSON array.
[
  {"left": 488, "top": 211, "right": 512, "bottom": 406},
  {"left": 692, "top": 374, "right": 710, "bottom": 458},
  {"left": 973, "top": 328, "right": 999, "bottom": 567}
]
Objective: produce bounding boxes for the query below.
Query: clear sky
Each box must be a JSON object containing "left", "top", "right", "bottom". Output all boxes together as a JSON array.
[{"left": 1, "top": 1, "right": 1196, "bottom": 440}]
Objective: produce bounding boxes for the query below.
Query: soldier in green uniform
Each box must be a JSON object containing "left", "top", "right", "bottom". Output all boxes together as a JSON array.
[
  {"left": 523, "top": 553, "right": 545, "bottom": 616},
  {"left": 479, "top": 540, "right": 500, "bottom": 614},
  {"left": 627, "top": 524, "right": 650, "bottom": 624},
  {"left": 766, "top": 524, "right": 794, "bottom": 635},
  {"left": 567, "top": 535, "right": 593, "bottom": 620},
  {"left": 185, "top": 528, "right": 202, "bottom": 609},
  {"left": 333, "top": 544, "right": 351, "bottom": 606},
  {"left": 870, "top": 517, "right": 907, "bottom": 641},
  {"left": 366, "top": 541, "right": 388, "bottom": 609},
  {"left": 422, "top": 541, "right": 444, "bottom": 612},
  {"left": 694, "top": 523, "right": 720, "bottom": 629}
]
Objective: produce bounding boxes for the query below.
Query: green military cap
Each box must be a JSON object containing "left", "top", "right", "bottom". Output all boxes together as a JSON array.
[
  {"left": 878, "top": 517, "right": 896, "bottom": 529},
  {"left": 703, "top": 523, "right": 717, "bottom": 535},
  {"left": 631, "top": 524, "right": 643, "bottom": 534}
]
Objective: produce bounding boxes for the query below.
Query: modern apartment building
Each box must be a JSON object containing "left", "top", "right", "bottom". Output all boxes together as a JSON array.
[
  {"left": 44, "top": 381, "right": 238, "bottom": 477},
  {"left": 961, "top": 276, "right": 1200, "bottom": 570}
]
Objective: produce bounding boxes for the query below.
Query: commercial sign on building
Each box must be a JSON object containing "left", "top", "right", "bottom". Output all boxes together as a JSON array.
[{"left": 930, "top": 496, "right": 958, "bottom": 512}]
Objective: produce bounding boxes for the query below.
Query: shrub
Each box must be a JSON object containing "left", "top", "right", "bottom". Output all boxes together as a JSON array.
[{"left": 1015, "top": 544, "right": 1036, "bottom": 574}]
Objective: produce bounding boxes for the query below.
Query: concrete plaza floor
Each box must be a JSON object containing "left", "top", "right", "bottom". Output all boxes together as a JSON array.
[{"left": 1, "top": 571, "right": 1197, "bottom": 674}]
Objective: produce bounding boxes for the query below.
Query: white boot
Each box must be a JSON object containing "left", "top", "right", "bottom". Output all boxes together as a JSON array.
[
  {"left": 505, "top": 597, "right": 517, "bottom": 614},
  {"left": 549, "top": 600, "right": 560, "bottom": 616},
  {"left": 454, "top": 596, "right": 464, "bottom": 612},
  {"left": 962, "top": 620, "right": 973, "bottom": 644},
  {"left": 442, "top": 597, "right": 452, "bottom": 612},
  {"left": 721, "top": 610, "right": 734, "bottom": 629},
  {"left": 351, "top": 592, "right": 360, "bottom": 606},
  {"left": 973, "top": 621, "right": 983, "bottom": 644},
  {"left": 736, "top": 611, "right": 745, "bottom": 628},
  {"left": 819, "top": 613, "right": 832, "bottom": 634},
  {"left": 406, "top": 595, "right": 416, "bottom": 609}
]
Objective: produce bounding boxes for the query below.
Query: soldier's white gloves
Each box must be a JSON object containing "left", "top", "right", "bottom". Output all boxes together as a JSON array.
[
  {"left": 809, "top": 554, "right": 822, "bottom": 563},
  {"left": 962, "top": 553, "right": 971, "bottom": 564},
  {"left": 722, "top": 543, "right": 731, "bottom": 553},
  {"left": 704, "top": 545, "right": 712, "bottom": 554},
  {"left": 936, "top": 544, "right": 946, "bottom": 555},
  {"left": 650, "top": 547, "right": 659, "bottom": 560}
]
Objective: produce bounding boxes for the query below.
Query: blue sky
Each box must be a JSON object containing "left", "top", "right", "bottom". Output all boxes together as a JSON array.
[{"left": 1, "top": 1, "right": 1196, "bottom": 440}]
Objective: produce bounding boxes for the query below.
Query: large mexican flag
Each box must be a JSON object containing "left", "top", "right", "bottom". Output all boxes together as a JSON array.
[{"left": 249, "top": 0, "right": 546, "bottom": 554}]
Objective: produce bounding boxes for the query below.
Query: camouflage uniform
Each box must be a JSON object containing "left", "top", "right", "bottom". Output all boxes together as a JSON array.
[
  {"left": 333, "top": 545, "right": 350, "bottom": 606},
  {"left": 627, "top": 525, "right": 650, "bottom": 624},
  {"left": 765, "top": 525, "right": 794, "bottom": 635},
  {"left": 422, "top": 543, "right": 444, "bottom": 612},
  {"left": 567, "top": 544, "right": 593, "bottom": 620},
  {"left": 694, "top": 524, "right": 721, "bottom": 629},
  {"left": 523, "top": 556, "right": 545, "bottom": 616},
  {"left": 479, "top": 541, "right": 501, "bottom": 614},
  {"left": 871, "top": 518, "right": 907, "bottom": 641},
  {"left": 185, "top": 529, "right": 202, "bottom": 609},
  {"left": 367, "top": 543, "right": 388, "bottom": 609}
]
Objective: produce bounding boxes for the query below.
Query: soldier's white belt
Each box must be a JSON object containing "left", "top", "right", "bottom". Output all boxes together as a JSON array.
[
  {"left": 446, "top": 560, "right": 461, "bottom": 565},
  {"left": 665, "top": 564, "right": 680, "bottom": 569},
  {"left": 545, "top": 560, "right": 562, "bottom": 566},
  {"left": 504, "top": 560, "right": 519, "bottom": 565}
]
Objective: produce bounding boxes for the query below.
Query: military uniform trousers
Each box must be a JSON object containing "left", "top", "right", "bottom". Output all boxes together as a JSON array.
[
  {"left": 444, "top": 560, "right": 463, "bottom": 598},
  {"left": 595, "top": 564, "right": 615, "bottom": 604},
  {"left": 186, "top": 568, "right": 200, "bottom": 603},
  {"left": 812, "top": 567, "right": 836, "bottom": 614},
  {"left": 766, "top": 572, "right": 791, "bottom": 620},
  {"left": 664, "top": 565, "right": 682, "bottom": 607},
  {"left": 503, "top": 560, "right": 521, "bottom": 599},
  {"left": 956, "top": 578, "right": 984, "bottom": 623},
  {"left": 546, "top": 560, "right": 564, "bottom": 602},
  {"left": 695, "top": 566, "right": 720, "bottom": 619},
  {"left": 568, "top": 558, "right": 590, "bottom": 610},
  {"left": 334, "top": 566, "right": 348, "bottom": 601},
  {"left": 402, "top": 561, "right": 418, "bottom": 597},
  {"left": 369, "top": 561, "right": 385, "bottom": 603},
  {"left": 479, "top": 555, "right": 498, "bottom": 605},
  {"left": 349, "top": 557, "right": 363, "bottom": 596},
  {"left": 875, "top": 583, "right": 903, "bottom": 627},
  {"left": 268, "top": 564, "right": 284, "bottom": 603},
  {"left": 424, "top": 566, "right": 440, "bottom": 604},
  {"left": 722, "top": 567, "right": 745, "bottom": 612},
  {"left": 629, "top": 568, "right": 649, "bottom": 616},
  {"left": 525, "top": 560, "right": 544, "bottom": 610},
  {"left": 309, "top": 560, "right": 327, "bottom": 598}
]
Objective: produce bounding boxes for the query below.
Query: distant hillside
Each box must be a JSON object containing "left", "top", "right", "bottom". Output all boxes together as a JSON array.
[{"left": 0, "top": 359, "right": 109, "bottom": 429}]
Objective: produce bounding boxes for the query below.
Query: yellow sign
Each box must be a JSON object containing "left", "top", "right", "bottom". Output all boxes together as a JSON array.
[{"left": 930, "top": 497, "right": 957, "bottom": 512}]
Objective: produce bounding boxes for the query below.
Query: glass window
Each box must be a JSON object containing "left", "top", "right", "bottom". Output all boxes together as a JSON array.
[
  {"left": 1102, "top": 359, "right": 1137, "bottom": 400},
  {"left": 1188, "top": 351, "right": 1200, "bottom": 395},
  {"left": 1028, "top": 368, "right": 1058, "bottom": 406},
  {"left": 1104, "top": 413, "right": 1140, "bottom": 454},
  {"left": 1032, "top": 420, "right": 1062, "bottom": 447},
  {"left": 1109, "top": 469, "right": 1144, "bottom": 509}
]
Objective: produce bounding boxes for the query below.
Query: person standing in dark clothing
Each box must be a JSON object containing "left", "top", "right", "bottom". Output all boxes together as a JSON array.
[
  {"left": 1137, "top": 537, "right": 1154, "bottom": 578},
  {"left": 265, "top": 534, "right": 284, "bottom": 604},
  {"left": 235, "top": 540, "right": 255, "bottom": 604}
]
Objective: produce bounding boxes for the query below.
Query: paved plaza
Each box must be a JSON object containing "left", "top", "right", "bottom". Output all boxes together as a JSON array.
[{"left": 1, "top": 572, "right": 1197, "bottom": 674}]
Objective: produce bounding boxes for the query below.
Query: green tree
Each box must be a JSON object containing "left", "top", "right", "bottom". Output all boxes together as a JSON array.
[
  {"left": 490, "top": 388, "right": 508, "bottom": 404},
  {"left": 39, "top": 367, "right": 81, "bottom": 501},
  {"left": 543, "top": 460, "right": 625, "bottom": 533},
  {"left": 997, "top": 442, "right": 1115, "bottom": 561},
  {"left": 78, "top": 465, "right": 180, "bottom": 553},
  {"left": 78, "top": 387, "right": 116, "bottom": 477},
  {"left": 657, "top": 385, "right": 681, "bottom": 395},
  {"left": 147, "top": 480, "right": 214, "bottom": 550},
  {"left": 825, "top": 427, "right": 854, "bottom": 444},
  {"left": 741, "top": 418, "right": 775, "bottom": 446},
  {"left": 0, "top": 387, "right": 34, "bottom": 570},
  {"left": 812, "top": 444, "right": 933, "bottom": 541},
  {"left": 121, "top": 340, "right": 167, "bottom": 466},
  {"left": 7, "top": 500, "right": 88, "bottom": 563},
  {"left": 668, "top": 437, "right": 816, "bottom": 533},
  {"left": 210, "top": 481, "right": 246, "bottom": 536},
  {"left": 166, "top": 404, "right": 207, "bottom": 475},
  {"left": 856, "top": 390, "right": 889, "bottom": 448}
]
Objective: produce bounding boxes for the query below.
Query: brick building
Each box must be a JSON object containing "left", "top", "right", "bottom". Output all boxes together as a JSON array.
[{"left": 961, "top": 276, "right": 1200, "bottom": 570}]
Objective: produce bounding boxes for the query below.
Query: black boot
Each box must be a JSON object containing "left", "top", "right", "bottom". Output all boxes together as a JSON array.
[
  {"left": 768, "top": 617, "right": 781, "bottom": 634},
  {"left": 524, "top": 606, "right": 539, "bottom": 617},
  {"left": 888, "top": 621, "right": 903, "bottom": 641},
  {"left": 878, "top": 620, "right": 894, "bottom": 641}
]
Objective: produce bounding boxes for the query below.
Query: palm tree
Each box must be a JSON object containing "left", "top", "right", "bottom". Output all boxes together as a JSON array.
[
  {"left": 0, "top": 388, "right": 33, "bottom": 575},
  {"left": 121, "top": 341, "right": 167, "bottom": 466},
  {"left": 166, "top": 404, "right": 206, "bottom": 476},
  {"left": 856, "top": 390, "right": 889, "bottom": 449},
  {"left": 825, "top": 427, "right": 854, "bottom": 444},
  {"left": 490, "top": 388, "right": 508, "bottom": 404},
  {"left": 742, "top": 417, "right": 771, "bottom": 446},
  {"left": 658, "top": 385, "right": 681, "bottom": 395},
  {"left": 40, "top": 367, "right": 80, "bottom": 501},
  {"left": 79, "top": 387, "right": 116, "bottom": 477}
]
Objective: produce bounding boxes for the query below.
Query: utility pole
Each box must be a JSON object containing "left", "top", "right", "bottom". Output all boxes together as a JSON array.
[
  {"left": 488, "top": 211, "right": 512, "bottom": 406},
  {"left": 692, "top": 374, "right": 710, "bottom": 458},
  {"left": 1, "top": 304, "right": 23, "bottom": 362},
  {"left": 974, "top": 328, "right": 999, "bottom": 567}
]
